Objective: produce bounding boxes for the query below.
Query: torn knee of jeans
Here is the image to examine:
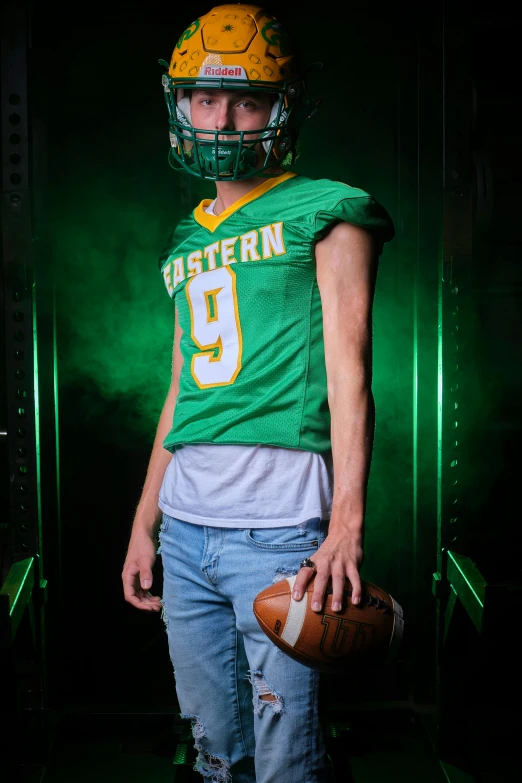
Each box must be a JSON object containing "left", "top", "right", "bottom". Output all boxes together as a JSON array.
[
  {"left": 195, "top": 749, "right": 232, "bottom": 783},
  {"left": 247, "top": 669, "right": 284, "bottom": 716},
  {"left": 181, "top": 712, "right": 206, "bottom": 742},
  {"left": 273, "top": 566, "right": 299, "bottom": 583},
  {"left": 180, "top": 714, "right": 231, "bottom": 782}
]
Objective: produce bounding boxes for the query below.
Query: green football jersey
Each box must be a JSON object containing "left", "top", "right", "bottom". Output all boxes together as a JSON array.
[{"left": 159, "top": 172, "right": 394, "bottom": 455}]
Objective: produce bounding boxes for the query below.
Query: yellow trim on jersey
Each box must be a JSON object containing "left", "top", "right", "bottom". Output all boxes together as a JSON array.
[{"left": 193, "top": 171, "right": 297, "bottom": 232}]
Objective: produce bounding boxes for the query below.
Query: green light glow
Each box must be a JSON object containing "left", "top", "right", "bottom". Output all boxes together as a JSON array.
[
  {"left": 437, "top": 255, "right": 444, "bottom": 558},
  {"left": 51, "top": 181, "right": 203, "bottom": 444},
  {"left": 33, "top": 282, "right": 43, "bottom": 563}
]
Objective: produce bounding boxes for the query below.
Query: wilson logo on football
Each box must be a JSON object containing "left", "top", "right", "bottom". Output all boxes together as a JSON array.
[
  {"left": 253, "top": 574, "right": 404, "bottom": 673},
  {"left": 319, "top": 615, "right": 375, "bottom": 660}
]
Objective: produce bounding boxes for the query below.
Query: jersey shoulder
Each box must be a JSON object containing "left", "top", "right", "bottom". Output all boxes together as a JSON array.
[
  {"left": 275, "top": 175, "right": 395, "bottom": 246},
  {"left": 288, "top": 175, "right": 372, "bottom": 201}
]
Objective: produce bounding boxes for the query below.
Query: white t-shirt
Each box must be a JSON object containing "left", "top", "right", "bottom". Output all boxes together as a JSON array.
[{"left": 158, "top": 198, "right": 334, "bottom": 528}]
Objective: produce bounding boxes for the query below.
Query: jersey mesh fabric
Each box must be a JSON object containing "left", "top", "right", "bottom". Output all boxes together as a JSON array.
[
  {"left": 159, "top": 173, "right": 393, "bottom": 528},
  {"left": 159, "top": 173, "right": 394, "bottom": 455},
  {"left": 159, "top": 197, "right": 335, "bottom": 529}
]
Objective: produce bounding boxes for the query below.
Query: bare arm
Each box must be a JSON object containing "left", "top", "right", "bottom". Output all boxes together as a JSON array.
[
  {"left": 122, "top": 305, "right": 184, "bottom": 610},
  {"left": 317, "top": 222, "right": 377, "bottom": 537},
  {"left": 292, "top": 221, "right": 379, "bottom": 612},
  {"left": 133, "top": 309, "right": 183, "bottom": 536}
]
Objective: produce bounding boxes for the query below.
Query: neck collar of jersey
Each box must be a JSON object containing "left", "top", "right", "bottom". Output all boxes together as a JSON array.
[{"left": 193, "top": 172, "right": 297, "bottom": 233}]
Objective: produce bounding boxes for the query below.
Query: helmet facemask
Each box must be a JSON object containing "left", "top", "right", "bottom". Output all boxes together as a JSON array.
[{"left": 162, "top": 76, "right": 300, "bottom": 181}]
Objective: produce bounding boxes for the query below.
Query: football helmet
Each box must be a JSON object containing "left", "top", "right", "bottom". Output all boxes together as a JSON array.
[{"left": 160, "top": 4, "right": 319, "bottom": 181}]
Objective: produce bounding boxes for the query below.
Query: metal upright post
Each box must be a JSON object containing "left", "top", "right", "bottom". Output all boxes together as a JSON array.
[
  {"left": 1, "top": 0, "right": 50, "bottom": 776},
  {"left": 431, "top": 0, "right": 476, "bottom": 778}
]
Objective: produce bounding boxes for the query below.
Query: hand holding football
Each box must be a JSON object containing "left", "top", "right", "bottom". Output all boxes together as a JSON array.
[{"left": 253, "top": 575, "right": 404, "bottom": 673}]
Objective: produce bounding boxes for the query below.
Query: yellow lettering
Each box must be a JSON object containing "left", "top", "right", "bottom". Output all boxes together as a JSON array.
[
  {"left": 239, "top": 230, "right": 260, "bottom": 262},
  {"left": 170, "top": 222, "right": 286, "bottom": 292},
  {"left": 187, "top": 250, "right": 203, "bottom": 277},
  {"left": 221, "top": 236, "right": 238, "bottom": 266},
  {"left": 260, "top": 222, "right": 285, "bottom": 258},
  {"left": 172, "top": 257, "right": 185, "bottom": 288},
  {"left": 204, "top": 242, "right": 220, "bottom": 270},
  {"left": 162, "top": 263, "right": 174, "bottom": 297}
]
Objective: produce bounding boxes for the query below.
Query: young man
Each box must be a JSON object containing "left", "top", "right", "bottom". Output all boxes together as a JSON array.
[{"left": 122, "top": 4, "right": 395, "bottom": 782}]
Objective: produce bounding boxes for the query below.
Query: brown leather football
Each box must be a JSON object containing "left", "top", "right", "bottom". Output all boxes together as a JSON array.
[{"left": 253, "top": 575, "right": 404, "bottom": 673}]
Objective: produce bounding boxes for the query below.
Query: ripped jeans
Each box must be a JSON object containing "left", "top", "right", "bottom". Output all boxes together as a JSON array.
[{"left": 158, "top": 513, "right": 335, "bottom": 783}]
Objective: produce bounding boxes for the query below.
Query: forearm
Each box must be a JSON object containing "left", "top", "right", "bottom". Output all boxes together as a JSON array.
[
  {"left": 131, "top": 386, "right": 178, "bottom": 537},
  {"left": 328, "top": 383, "right": 375, "bottom": 538}
]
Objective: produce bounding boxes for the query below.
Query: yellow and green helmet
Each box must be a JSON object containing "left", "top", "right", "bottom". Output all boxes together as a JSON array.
[{"left": 160, "top": 4, "right": 320, "bottom": 181}]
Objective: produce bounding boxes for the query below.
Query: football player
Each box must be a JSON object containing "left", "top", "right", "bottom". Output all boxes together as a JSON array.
[{"left": 122, "top": 4, "right": 395, "bottom": 781}]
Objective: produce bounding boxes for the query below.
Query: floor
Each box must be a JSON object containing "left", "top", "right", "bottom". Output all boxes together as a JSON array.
[{"left": 34, "top": 705, "right": 456, "bottom": 783}]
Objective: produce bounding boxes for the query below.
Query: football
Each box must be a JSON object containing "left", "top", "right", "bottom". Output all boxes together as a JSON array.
[{"left": 253, "top": 575, "right": 404, "bottom": 673}]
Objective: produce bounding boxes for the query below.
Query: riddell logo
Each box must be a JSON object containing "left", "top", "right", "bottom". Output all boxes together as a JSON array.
[{"left": 202, "top": 65, "right": 246, "bottom": 77}]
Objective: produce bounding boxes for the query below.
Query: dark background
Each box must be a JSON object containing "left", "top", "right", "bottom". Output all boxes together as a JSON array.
[{"left": 15, "top": 0, "right": 520, "bottom": 727}]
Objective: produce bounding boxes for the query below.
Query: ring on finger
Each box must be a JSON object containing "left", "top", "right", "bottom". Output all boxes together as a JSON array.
[{"left": 300, "top": 557, "right": 317, "bottom": 573}]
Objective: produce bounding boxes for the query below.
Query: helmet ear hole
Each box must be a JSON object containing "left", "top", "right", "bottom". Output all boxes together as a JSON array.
[
  {"left": 172, "top": 91, "right": 194, "bottom": 154},
  {"left": 262, "top": 97, "right": 283, "bottom": 154},
  {"left": 178, "top": 95, "right": 192, "bottom": 125}
]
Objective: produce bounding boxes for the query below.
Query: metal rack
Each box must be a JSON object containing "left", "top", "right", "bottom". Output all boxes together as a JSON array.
[
  {"left": 430, "top": 3, "right": 521, "bottom": 781},
  {"left": 1, "top": 1, "right": 56, "bottom": 778}
]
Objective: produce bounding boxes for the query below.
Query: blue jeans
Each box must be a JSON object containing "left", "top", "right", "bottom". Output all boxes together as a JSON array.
[{"left": 158, "top": 513, "right": 336, "bottom": 783}]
